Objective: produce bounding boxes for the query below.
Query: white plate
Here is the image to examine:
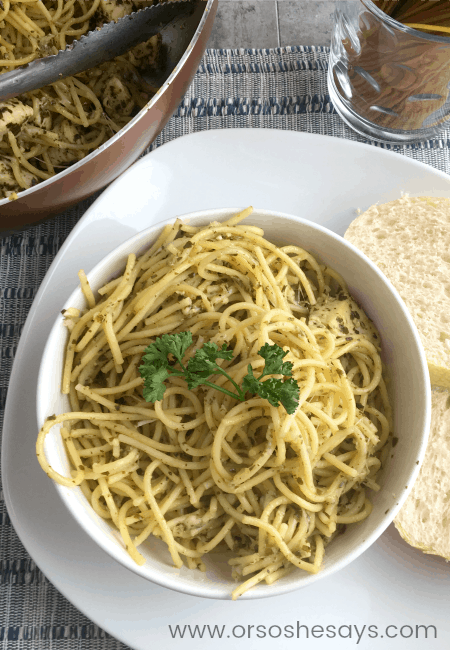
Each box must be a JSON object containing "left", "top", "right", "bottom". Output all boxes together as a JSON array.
[{"left": 3, "top": 129, "right": 450, "bottom": 650}]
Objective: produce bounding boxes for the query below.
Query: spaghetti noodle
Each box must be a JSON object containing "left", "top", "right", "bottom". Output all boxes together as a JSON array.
[
  {"left": 36, "top": 208, "right": 393, "bottom": 599},
  {"left": 376, "top": 0, "right": 450, "bottom": 35},
  {"left": 0, "top": 1, "right": 161, "bottom": 198}
]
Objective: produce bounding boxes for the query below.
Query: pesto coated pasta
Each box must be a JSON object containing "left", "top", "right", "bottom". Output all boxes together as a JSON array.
[{"left": 37, "top": 207, "right": 393, "bottom": 599}]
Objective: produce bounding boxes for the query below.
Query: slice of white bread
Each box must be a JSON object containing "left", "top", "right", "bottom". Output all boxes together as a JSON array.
[
  {"left": 344, "top": 196, "right": 450, "bottom": 389},
  {"left": 394, "top": 388, "right": 450, "bottom": 559}
]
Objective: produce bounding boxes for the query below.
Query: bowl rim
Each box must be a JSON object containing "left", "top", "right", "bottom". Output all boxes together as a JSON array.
[
  {"left": 0, "top": 0, "right": 214, "bottom": 208},
  {"left": 37, "top": 206, "right": 431, "bottom": 600}
]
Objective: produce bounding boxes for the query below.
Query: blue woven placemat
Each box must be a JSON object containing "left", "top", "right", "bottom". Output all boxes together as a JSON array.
[{"left": 1, "top": 46, "right": 450, "bottom": 650}]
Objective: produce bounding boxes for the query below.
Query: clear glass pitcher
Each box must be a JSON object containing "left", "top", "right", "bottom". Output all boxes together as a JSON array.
[{"left": 328, "top": 0, "right": 450, "bottom": 143}]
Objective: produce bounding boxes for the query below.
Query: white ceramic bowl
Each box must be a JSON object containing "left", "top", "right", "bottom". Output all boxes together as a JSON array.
[{"left": 37, "top": 208, "right": 431, "bottom": 599}]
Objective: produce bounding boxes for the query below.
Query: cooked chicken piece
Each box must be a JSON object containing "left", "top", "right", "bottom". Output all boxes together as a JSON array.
[
  {"left": 46, "top": 148, "right": 80, "bottom": 167},
  {"left": 128, "top": 34, "right": 162, "bottom": 68},
  {"left": 309, "top": 293, "right": 380, "bottom": 347},
  {"left": 0, "top": 158, "right": 39, "bottom": 194},
  {"left": 98, "top": 1, "right": 156, "bottom": 26},
  {"left": 102, "top": 76, "right": 135, "bottom": 117},
  {"left": 99, "top": 0, "right": 134, "bottom": 21},
  {"left": 47, "top": 119, "right": 85, "bottom": 165},
  {"left": 33, "top": 109, "right": 52, "bottom": 131},
  {"left": 60, "top": 119, "right": 84, "bottom": 144},
  {"left": 0, "top": 100, "right": 33, "bottom": 138},
  {"left": 0, "top": 160, "right": 17, "bottom": 189}
]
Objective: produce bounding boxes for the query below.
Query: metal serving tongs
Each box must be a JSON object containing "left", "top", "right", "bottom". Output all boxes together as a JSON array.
[{"left": 0, "top": 0, "right": 198, "bottom": 102}]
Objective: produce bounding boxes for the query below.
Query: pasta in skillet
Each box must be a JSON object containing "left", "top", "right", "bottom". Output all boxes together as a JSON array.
[{"left": 0, "top": 0, "right": 161, "bottom": 198}]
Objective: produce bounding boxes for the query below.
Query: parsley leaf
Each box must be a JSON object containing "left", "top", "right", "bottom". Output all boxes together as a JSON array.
[
  {"left": 139, "top": 332, "right": 299, "bottom": 413},
  {"left": 258, "top": 342, "right": 293, "bottom": 377},
  {"left": 241, "top": 365, "right": 260, "bottom": 394},
  {"left": 139, "top": 333, "right": 192, "bottom": 402},
  {"left": 270, "top": 376, "right": 300, "bottom": 415},
  {"left": 242, "top": 366, "right": 299, "bottom": 414},
  {"left": 187, "top": 342, "right": 234, "bottom": 375},
  {"left": 142, "top": 366, "right": 170, "bottom": 402},
  {"left": 253, "top": 376, "right": 284, "bottom": 408},
  {"left": 139, "top": 332, "right": 193, "bottom": 371},
  {"left": 159, "top": 332, "right": 193, "bottom": 364}
]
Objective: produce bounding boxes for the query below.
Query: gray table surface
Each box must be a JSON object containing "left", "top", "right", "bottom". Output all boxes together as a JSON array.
[{"left": 206, "top": 0, "right": 359, "bottom": 49}]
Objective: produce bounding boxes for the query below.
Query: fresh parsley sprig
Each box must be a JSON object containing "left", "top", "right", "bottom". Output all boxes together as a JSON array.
[{"left": 139, "top": 332, "right": 299, "bottom": 414}]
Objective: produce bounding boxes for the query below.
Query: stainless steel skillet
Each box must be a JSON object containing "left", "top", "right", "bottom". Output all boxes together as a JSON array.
[{"left": 0, "top": 0, "right": 216, "bottom": 231}]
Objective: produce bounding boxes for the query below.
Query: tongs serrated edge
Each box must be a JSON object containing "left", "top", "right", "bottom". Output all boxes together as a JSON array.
[{"left": 0, "top": 0, "right": 197, "bottom": 102}]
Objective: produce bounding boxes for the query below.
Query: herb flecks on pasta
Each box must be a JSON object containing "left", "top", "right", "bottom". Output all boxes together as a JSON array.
[
  {"left": 36, "top": 207, "right": 393, "bottom": 599},
  {"left": 0, "top": 0, "right": 161, "bottom": 198}
]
